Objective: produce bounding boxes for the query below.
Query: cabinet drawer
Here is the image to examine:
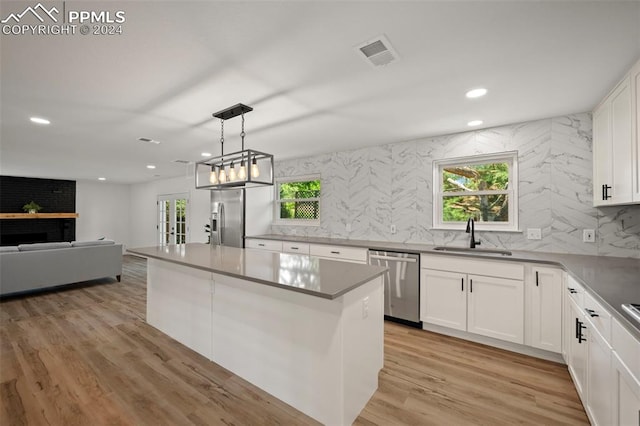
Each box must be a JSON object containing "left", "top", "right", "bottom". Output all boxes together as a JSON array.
[
  {"left": 421, "top": 254, "right": 523, "bottom": 280},
  {"left": 566, "top": 275, "right": 585, "bottom": 308},
  {"left": 309, "top": 244, "right": 367, "bottom": 263},
  {"left": 583, "top": 291, "right": 612, "bottom": 342},
  {"left": 245, "top": 239, "right": 283, "bottom": 252},
  {"left": 612, "top": 318, "right": 640, "bottom": 379},
  {"left": 282, "top": 242, "right": 310, "bottom": 255}
]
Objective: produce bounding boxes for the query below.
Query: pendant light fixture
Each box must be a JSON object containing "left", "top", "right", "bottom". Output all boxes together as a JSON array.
[{"left": 195, "top": 103, "right": 274, "bottom": 189}]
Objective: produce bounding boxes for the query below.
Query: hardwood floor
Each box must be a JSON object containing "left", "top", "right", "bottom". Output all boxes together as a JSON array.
[{"left": 0, "top": 255, "right": 589, "bottom": 425}]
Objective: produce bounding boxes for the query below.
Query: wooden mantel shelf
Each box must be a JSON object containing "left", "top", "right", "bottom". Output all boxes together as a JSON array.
[{"left": 0, "top": 213, "right": 79, "bottom": 219}]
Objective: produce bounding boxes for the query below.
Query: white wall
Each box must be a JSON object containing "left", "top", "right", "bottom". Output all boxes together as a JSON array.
[
  {"left": 129, "top": 173, "right": 211, "bottom": 248},
  {"left": 76, "top": 180, "right": 131, "bottom": 250}
]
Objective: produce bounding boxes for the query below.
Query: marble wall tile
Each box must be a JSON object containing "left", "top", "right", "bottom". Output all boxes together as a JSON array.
[{"left": 270, "top": 112, "right": 640, "bottom": 258}]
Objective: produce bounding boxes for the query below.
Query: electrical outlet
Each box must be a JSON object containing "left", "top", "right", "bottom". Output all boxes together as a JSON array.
[
  {"left": 390, "top": 224, "right": 397, "bottom": 234},
  {"left": 362, "top": 296, "right": 369, "bottom": 319},
  {"left": 526, "top": 228, "right": 542, "bottom": 240},
  {"left": 583, "top": 229, "right": 595, "bottom": 243}
]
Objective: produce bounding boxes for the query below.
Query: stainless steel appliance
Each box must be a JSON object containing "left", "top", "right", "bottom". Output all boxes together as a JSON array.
[
  {"left": 368, "top": 250, "right": 421, "bottom": 327},
  {"left": 211, "top": 189, "right": 245, "bottom": 248}
]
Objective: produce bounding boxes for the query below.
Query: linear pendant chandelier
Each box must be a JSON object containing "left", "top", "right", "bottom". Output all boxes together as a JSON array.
[{"left": 195, "top": 103, "right": 274, "bottom": 189}]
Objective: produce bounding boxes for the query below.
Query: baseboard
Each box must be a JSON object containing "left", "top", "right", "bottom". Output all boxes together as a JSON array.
[{"left": 421, "top": 322, "right": 565, "bottom": 364}]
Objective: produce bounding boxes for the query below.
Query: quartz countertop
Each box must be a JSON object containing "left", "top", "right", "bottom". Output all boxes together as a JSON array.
[
  {"left": 127, "top": 243, "right": 386, "bottom": 300},
  {"left": 247, "top": 234, "right": 640, "bottom": 338}
]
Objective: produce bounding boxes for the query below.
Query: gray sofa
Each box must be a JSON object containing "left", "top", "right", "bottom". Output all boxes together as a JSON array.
[{"left": 0, "top": 240, "right": 123, "bottom": 296}]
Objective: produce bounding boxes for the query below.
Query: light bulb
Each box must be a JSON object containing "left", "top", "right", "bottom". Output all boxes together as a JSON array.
[
  {"left": 218, "top": 167, "right": 227, "bottom": 183},
  {"left": 250, "top": 157, "right": 260, "bottom": 178},
  {"left": 209, "top": 167, "right": 218, "bottom": 184},
  {"left": 229, "top": 162, "right": 237, "bottom": 181},
  {"left": 238, "top": 160, "right": 247, "bottom": 180}
]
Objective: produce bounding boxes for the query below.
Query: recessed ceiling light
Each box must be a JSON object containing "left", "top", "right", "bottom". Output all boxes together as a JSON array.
[
  {"left": 98, "top": 177, "right": 106, "bottom": 181},
  {"left": 201, "top": 152, "right": 212, "bottom": 157},
  {"left": 146, "top": 165, "right": 156, "bottom": 169},
  {"left": 30, "top": 117, "right": 50, "bottom": 125},
  {"left": 465, "top": 88, "right": 487, "bottom": 98},
  {"left": 467, "top": 120, "right": 483, "bottom": 127}
]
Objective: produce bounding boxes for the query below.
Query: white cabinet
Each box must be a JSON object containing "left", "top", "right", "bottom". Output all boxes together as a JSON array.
[
  {"left": 282, "top": 242, "right": 310, "bottom": 255},
  {"left": 245, "top": 238, "right": 283, "bottom": 252},
  {"left": 567, "top": 295, "right": 588, "bottom": 398},
  {"left": 612, "top": 352, "right": 640, "bottom": 426},
  {"left": 586, "top": 323, "right": 613, "bottom": 426},
  {"left": 420, "top": 269, "right": 466, "bottom": 331},
  {"left": 420, "top": 255, "right": 524, "bottom": 345},
  {"left": 467, "top": 274, "right": 524, "bottom": 344},
  {"left": 593, "top": 58, "right": 640, "bottom": 206},
  {"left": 526, "top": 266, "right": 563, "bottom": 353},
  {"left": 309, "top": 244, "right": 367, "bottom": 264},
  {"left": 633, "top": 60, "right": 640, "bottom": 202}
]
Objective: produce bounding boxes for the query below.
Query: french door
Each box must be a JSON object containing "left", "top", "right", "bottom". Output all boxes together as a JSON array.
[{"left": 158, "top": 193, "right": 189, "bottom": 246}]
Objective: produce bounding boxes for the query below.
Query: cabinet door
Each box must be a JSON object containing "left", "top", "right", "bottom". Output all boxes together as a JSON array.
[
  {"left": 420, "top": 269, "right": 466, "bottom": 331},
  {"left": 612, "top": 352, "right": 640, "bottom": 426},
  {"left": 610, "top": 77, "right": 633, "bottom": 204},
  {"left": 568, "top": 297, "right": 588, "bottom": 398},
  {"left": 467, "top": 274, "right": 524, "bottom": 344},
  {"left": 594, "top": 100, "right": 613, "bottom": 206},
  {"left": 528, "top": 266, "right": 563, "bottom": 353},
  {"left": 633, "top": 61, "right": 640, "bottom": 202},
  {"left": 245, "top": 238, "right": 283, "bottom": 252},
  {"left": 586, "top": 326, "right": 613, "bottom": 426}
]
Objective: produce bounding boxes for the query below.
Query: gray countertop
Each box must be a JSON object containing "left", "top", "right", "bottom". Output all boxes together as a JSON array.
[
  {"left": 127, "top": 243, "right": 386, "bottom": 300},
  {"left": 248, "top": 234, "right": 640, "bottom": 338}
]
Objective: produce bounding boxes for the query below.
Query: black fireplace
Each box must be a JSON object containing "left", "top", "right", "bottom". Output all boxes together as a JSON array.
[{"left": 0, "top": 176, "right": 76, "bottom": 246}]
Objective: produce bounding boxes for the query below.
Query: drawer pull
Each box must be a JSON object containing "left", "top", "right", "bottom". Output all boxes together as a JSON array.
[
  {"left": 585, "top": 308, "right": 599, "bottom": 318},
  {"left": 330, "top": 251, "right": 340, "bottom": 254},
  {"left": 258, "top": 243, "right": 265, "bottom": 247},
  {"left": 290, "top": 247, "right": 299, "bottom": 250},
  {"left": 568, "top": 288, "right": 577, "bottom": 294}
]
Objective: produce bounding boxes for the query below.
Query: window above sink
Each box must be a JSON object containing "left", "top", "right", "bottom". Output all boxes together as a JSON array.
[{"left": 433, "top": 151, "right": 519, "bottom": 232}]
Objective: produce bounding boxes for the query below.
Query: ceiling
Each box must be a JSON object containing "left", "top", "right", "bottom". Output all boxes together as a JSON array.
[{"left": 1, "top": 1, "right": 639, "bottom": 184}]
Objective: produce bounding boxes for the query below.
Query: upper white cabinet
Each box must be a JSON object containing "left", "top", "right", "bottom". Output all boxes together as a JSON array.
[
  {"left": 525, "top": 265, "right": 563, "bottom": 354},
  {"left": 593, "top": 58, "right": 640, "bottom": 206}
]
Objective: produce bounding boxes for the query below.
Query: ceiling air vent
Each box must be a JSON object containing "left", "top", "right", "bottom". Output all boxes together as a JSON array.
[
  {"left": 172, "top": 159, "right": 191, "bottom": 164},
  {"left": 138, "top": 137, "right": 160, "bottom": 144},
  {"left": 355, "top": 35, "right": 399, "bottom": 68}
]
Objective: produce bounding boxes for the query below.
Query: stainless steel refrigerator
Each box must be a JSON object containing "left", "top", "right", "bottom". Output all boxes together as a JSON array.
[{"left": 210, "top": 189, "right": 245, "bottom": 248}]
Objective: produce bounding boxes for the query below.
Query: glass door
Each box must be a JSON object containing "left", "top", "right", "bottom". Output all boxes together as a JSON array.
[{"left": 158, "top": 193, "right": 189, "bottom": 246}]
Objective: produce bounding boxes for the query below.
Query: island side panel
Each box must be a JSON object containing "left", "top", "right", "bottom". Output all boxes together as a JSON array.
[
  {"left": 340, "top": 275, "right": 384, "bottom": 425},
  {"left": 147, "top": 259, "right": 214, "bottom": 360},
  {"left": 211, "top": 273, "right": 345, "bottom": 425}
]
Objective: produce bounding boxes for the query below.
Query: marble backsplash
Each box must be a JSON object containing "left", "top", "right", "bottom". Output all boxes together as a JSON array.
[{"left": 271, "top": 112, "right": 640, "bottom": 258}]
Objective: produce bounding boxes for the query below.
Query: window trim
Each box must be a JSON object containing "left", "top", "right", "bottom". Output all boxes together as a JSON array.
[
  {"left": 274, "top": 174, "right": 321, "bottom": 226},
  {"left": 432, "top": 151, "right": 519, "bottom": 232}
]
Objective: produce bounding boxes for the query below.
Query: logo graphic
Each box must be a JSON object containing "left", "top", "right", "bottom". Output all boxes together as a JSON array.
[{"left": 1, "top": 3, "right": 59, "bottom": 24}]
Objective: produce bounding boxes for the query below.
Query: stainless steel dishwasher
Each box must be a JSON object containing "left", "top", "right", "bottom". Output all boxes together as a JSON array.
[{"left": 368, "top": 250, "right": 421, "bottom": 327}]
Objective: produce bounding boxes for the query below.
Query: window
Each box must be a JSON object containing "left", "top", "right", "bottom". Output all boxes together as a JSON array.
[
  {"left": 433, "top": 151, "right": 518, "bottom": 231},
  {"left": 275, "top": 175, "right": 321, "bottom": 225}
]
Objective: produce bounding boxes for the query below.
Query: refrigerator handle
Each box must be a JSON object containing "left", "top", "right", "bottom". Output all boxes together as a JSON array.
[{"left": 218, "top": 203, "right": 225, "bottom": 245}]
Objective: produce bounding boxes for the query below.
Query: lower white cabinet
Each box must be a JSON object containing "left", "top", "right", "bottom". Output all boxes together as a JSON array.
[
  {"left": 420, "top": 255, "right": 525, "bottom": 345},
  {"left": 586, "top": 323, "right": 613, "bottom": 426},
  {"left": 612, "top": 352, "right": 640, "bottom": 426},
  {"left": 309, "top": 244, "right": 368, "bottom": 264},
  {"left": 526, "top": 266, "right": 563, "bottom": 353},
  {"left": 420, "top": 269, "right": 466, "bottom": 331},
  {"left": 567, "top": 296, "right": 588, "bottom": 397},
  {"left": 245, "top": 238, "right": 283, "bottom": 252}
]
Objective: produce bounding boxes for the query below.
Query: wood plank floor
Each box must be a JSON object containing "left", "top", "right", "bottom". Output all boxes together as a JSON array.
[{"left": 0, "top": 255, "right": 589, "bottom": 425}]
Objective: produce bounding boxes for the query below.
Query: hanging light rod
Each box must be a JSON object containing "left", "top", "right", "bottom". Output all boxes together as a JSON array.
[{"left": 212, "top": 103, "right": 253, "bottom": 120}]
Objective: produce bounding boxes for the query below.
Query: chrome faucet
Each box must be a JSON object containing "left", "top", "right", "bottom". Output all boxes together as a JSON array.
[{"left": 466, "top": 218, "right": 481, "bottom": 248}]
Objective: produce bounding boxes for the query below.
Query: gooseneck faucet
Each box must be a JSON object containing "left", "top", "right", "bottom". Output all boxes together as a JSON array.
[{"left": 466, "top": 218, "right": 481, "bottom": 248}]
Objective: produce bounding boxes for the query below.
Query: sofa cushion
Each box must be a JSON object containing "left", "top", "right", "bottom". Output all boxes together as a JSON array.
[
  {"left": 18, "top": 242, "right": 72, "bottom": 251},
  {"left": 0, "top": 246, "right": 19, "bottom": 253},
  {"left": 71, "top": 239, "right": 115, "bottom": 247}
]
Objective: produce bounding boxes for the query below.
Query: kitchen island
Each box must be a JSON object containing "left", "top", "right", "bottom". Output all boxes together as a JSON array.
[{"left": 127, "top": 243, "right": 387, "bottom": 426}]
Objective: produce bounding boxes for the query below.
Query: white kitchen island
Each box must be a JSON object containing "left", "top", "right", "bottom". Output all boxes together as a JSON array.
[{"left": 127, "top": 243, "right": 387, "bottom": 426}]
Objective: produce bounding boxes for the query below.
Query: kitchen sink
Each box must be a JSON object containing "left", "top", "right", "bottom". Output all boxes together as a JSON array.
[{"left": 433, "top": 246, "right": 513, "bottom": 256}]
